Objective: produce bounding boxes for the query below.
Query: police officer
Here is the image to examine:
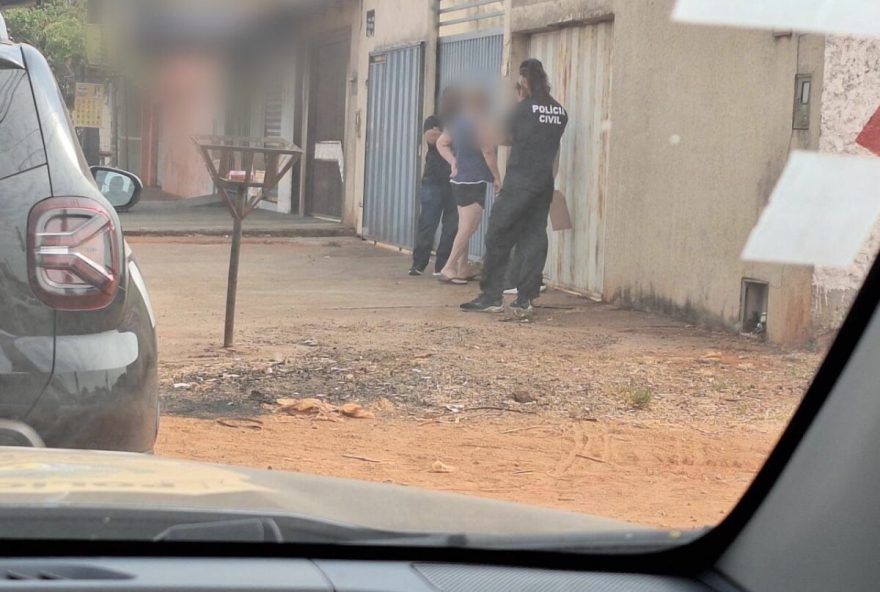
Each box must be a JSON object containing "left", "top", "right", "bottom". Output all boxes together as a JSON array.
[{"left": 461, "top": 58, "right": 567, "bottom": 314}]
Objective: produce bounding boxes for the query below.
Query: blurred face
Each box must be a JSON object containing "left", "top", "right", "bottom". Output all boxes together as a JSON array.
[
  {"left": 440, "top": 91, "right": 458, "bottom": 116},
  {"left": 469, "top": 90, "right": 489, "bottom": 114}
]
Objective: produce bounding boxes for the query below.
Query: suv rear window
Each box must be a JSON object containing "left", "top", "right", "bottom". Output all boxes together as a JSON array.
[{"left": 0, "top": 67, "right": 46, "bottom": 180}]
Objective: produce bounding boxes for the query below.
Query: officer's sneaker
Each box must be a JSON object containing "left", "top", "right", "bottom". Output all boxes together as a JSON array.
[
  {"left": 510, "top": 297, "right": 535, "bottom": 319},
  {"left": 460, "top": 295, "right": 504, "bottom": 313},
  {"left": 408, "top": 267, "right": 423, "bottom": 276},
  {"left": 503, "top": 285, "right": 548, "bottom": 296}
]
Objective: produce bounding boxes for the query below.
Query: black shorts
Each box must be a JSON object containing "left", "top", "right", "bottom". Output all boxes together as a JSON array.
[{"left": 452, "top": 182, "right": 487, "bottom": 208}]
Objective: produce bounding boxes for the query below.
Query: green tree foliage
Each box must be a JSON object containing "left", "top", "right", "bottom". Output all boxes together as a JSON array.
[{"left": 4, "top": 0, "right": 86, "bottom": 100}]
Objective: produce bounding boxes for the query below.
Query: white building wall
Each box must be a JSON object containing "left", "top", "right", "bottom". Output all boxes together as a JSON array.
[
  {"left": 813, "top": 37, "right": 880, "bottom": 337},
  {"left": 354, "top": 0, "right": 437, "bottom": 234}
]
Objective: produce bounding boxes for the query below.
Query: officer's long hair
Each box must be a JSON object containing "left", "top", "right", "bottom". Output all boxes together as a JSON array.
[{"left": 519, "top": 58, "right": 551, "bottom": 99}]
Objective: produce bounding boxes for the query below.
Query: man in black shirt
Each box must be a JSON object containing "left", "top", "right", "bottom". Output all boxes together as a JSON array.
[
  {"left": 409, "top": 88, "right": 460, "bottom": 276},
  {"left": 461, "top": 59, "right": 568, "bottom": 314}
]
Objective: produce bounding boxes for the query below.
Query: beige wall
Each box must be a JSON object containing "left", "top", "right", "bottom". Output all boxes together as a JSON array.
[
  {"left": 352, "top": 0, "right": 437, "bottom": 232},
  {"left": 812, "top": 37, "right": 880, "bottom": 337},
  {"left": 508, "top": 0, "right": 823, "bottom": 343}
]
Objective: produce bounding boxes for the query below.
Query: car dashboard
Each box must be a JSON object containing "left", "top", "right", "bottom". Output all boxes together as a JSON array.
[{"left": 0, "top": 558, "right": 713, "bottom": 592}]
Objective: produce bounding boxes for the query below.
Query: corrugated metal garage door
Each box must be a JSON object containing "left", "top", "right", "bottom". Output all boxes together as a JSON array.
[
  {"left": 530, "top": 22, "right": 613, "bottom": 299},
  {"left": 362, "top": 44, "right": 424, "bottom": 248},
  {"left": 438, "top": 30, "right": 503, "bottom": 91},
  {"left": 438, "top": 31, "right": 503, "bottom": 259}
]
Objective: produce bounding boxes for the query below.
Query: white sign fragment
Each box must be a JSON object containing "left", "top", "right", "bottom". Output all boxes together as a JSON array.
[
  {"left": 742, "top": 151, "right": 880, "bottom": 268},
  {"left": 673, "top": 0, "right": 880, "bottom": 39}
]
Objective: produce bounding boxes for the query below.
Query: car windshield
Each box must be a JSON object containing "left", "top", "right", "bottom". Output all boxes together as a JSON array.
[{"left": 0, "top": 0, "right": 879, "bottom": 548}]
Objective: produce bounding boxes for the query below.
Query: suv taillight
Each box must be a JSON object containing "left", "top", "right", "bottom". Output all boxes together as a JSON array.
[{"left": 27, "top": 196, "right": 121, "bottom": 311}]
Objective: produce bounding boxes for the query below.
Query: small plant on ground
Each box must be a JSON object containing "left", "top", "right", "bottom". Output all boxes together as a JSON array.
[{"left": 618, "top": 384, "right": 654, "bottom": 410}]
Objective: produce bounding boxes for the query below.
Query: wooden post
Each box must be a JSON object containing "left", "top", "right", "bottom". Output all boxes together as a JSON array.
[
  {"left": 223, "top": 190, "right": 244, "bottom": 348},
  {"left": 191, "top": 136, "right": 302, "bottom": 349}
]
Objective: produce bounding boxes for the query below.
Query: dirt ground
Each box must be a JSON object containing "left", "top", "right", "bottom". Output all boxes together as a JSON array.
[{"left": 132, "top": 236, "right": 823, "bottom": 529}]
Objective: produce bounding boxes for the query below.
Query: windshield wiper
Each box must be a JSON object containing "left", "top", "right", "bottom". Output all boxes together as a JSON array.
[
  {"left": 155, "top": 518, "right": 698, "bottom": 553},
  {"left": 354, "top": 528, "right": 707, "bottom": 553}
]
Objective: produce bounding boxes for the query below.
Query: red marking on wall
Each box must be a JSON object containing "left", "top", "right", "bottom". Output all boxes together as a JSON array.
[{"left": 856, "top": 105, "right": 880, "bottom": 157}]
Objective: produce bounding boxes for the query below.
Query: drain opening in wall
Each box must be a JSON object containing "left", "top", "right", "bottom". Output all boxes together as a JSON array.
[{"left": 741, "top": 279, "right": 769, "bottom": 335}]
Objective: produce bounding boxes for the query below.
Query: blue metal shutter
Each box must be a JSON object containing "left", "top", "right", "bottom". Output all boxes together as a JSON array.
[{"left": 362, "top": 44, "right": 425, "bottom": 248}]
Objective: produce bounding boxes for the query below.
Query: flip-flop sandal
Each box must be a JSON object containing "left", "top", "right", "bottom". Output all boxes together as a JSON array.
[{"left": 450, "top": 278, "right": 468, "bottom": 285}]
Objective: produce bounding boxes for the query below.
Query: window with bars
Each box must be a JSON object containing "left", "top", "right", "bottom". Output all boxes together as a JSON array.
[
  {"left": 438, "top": 0, "right": 504, "bottom": 37},
  {"left": 261, "top": 84, "right": 284, "bottom": 202},
  {"left": 263, "top": 86, "right": 283, "bottom": 138}
]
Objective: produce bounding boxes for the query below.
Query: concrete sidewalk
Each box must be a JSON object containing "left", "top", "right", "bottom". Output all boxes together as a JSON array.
[{"left": 119, "top": 198, "right": 353, "bottom": 238}]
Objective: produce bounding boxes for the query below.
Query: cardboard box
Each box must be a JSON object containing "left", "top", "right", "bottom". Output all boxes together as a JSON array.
[{"left": 549, "top": 190, "right": 573, "bottom": 231}]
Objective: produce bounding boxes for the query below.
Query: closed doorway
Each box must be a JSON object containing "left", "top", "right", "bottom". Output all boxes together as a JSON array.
[
  {"left": 362, "top": 44, "right": 425, "bottom": 248},
  {"left": 529, "top": 21, "right": 613, "bottom": 299},
  {"left": 305, "top": 32, "right": 350, "bottom": 220}
]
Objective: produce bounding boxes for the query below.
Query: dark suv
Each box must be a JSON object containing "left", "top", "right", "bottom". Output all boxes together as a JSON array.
[{"left": 0, "top": 22, "right": 158, "bottom": 452}]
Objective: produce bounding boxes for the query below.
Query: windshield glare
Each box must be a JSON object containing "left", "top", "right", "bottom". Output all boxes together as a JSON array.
[{"left": 0, "top": 0, "right": 878, "bottom": 548}]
